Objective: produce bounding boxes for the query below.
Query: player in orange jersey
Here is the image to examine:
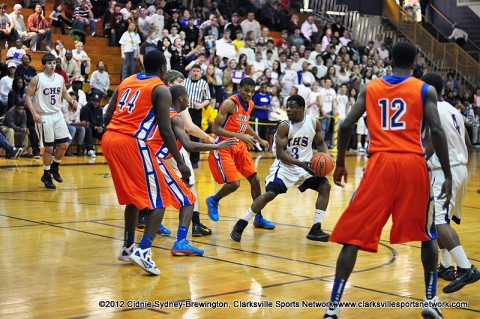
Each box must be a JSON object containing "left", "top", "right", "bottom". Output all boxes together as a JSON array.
[
  {"left": 324, "top": 41, "right": 452, "bottom": 319},
  {"left": 103, "top": 50, "right": 190, "bottom": 276},
  {"left": 206, "top": 77, "right": 274, "bottom": 229}
]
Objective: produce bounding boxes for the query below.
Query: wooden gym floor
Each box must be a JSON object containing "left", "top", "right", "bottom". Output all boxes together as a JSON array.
[{"left": 0, "top": 149, "right": 479, "bottom": 318}]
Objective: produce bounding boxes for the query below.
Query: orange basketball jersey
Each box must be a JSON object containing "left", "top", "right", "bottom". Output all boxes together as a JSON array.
[
  {"left": 217, "top": 94, "right": 253, "bottom": 141},
  {"left": 365, "top": 76, "right": 428, "bottom": 155},
  {"left": 147, "top": 107, "right": 183, "bottom": 159},
  {"left": 107, "top": 73, "right": 165, "bottom": 140}
]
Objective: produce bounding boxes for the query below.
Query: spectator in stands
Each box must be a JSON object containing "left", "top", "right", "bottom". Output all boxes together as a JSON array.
[
  {"left": 319, "top": 77, "right": 337, "bottom": 147},
  {"left": 339, "top": 30, "right": 352, "bottom": 48},
  {"left": 170, "top": 38, "right": 189, "bottom": 76},
  {"left": 72, "top": 41, "right": 91, "bottom": 82},
  {"left": 51, "top": 40, "right": 66, "bottom": 61},
  {"left": 165, "top": 9, "right": 182, "bottom": 31},
  {"left": 183, "top": 16, "right": 199, "bottom": 48},
  {"left": 225, "top": 13, "right": 242, "bottom": 41},
  {"left": 49, "top": 4, "right": 72, "bottom": 35},
  {"left": 90, "top": 61, "right": 112, "bottom": 98},
  {"left": 139, "top": 29, "right": 157, "bottom": 68},
  {"left": 137, "top": 7, "right": 151, "bottom": 42},
  {"left": 241, "top": 11, "right": 261, "bottom": 41},
  {"left": 120, "top": 0, "right": 133, "bottom": 23},
  {"left": 73, "top": 0, "right": 98, "bottom": 37},
  {"left": 0, "top": 3, "right": 15, "bottom": 43},
  {"left": 321, "top": 27, "right": 332, "bottom": 53},
  {"left": 0, "top": 102, "right": 30, "bottom": 157},
  {"left": 15, "top": 54, "right": 36, "bottom": 86},
  {"left": 7, "top": 76, "right": 25, "bottom": 110},
  {"left": 307, "top": 80, "right": 321, "bottom": 119},
  {"left": 9, "top": 4, "right": 37, "bottom": 51},
  {"left": 119, "top": 22, "right": 141, "bottom": 80},
  {"left": 276, "top": 30, "right": 288, "bottom": 49},
  {"left": 80, "top": 93, "right": 104, "bottom": 158},
  {"left": 109, "top": 3, "right": 124, "bottom": 46},
  {"left": 27, "top": 4, "right": 51, "bottom": 52},
  {"left": 6, "top": 39, "right": 26, "bottom": 67},
  {"left": 287, "top": 27, "right": 304, "bottom": 49},
  {"left": 62, "top": 92, "right": 86, "bottom": 156},
  {"left": 63, "top": 50, "right": 82, "bottom": 82},
  {"left": 69, "top": 78, "right": 88, "bottom": 108},
  {"left": 54, "top": 57, "right": 69, "bottom": 84},
  {"left": 280, "top": 57, "right": 298, "bottom": 96},
  {"left": 0, "top": 62, "right": 16, "bottom": 111},
  {"left": 287, "top": 13, "right": 300, "bottom": 35},
  {"left": 252, "top": 83, "right": 271, "bottom": 144},
  {"left": 331, "top": 16, "right": 345, "bottom": 37},
  {"left": 222, "top": 58, "right": 236, "bottom": 99},
  {"left": 0, "top": 129, "right": 22, "bottom": 159},
  {"left": 157, "top": 37, "right": 172, "bottom": 70},
  {"left": 301, "top": 13, "right": 318, "bottom": 46},
  {"left": 103, "top": 1, "right": 117, "bottom": 39}
]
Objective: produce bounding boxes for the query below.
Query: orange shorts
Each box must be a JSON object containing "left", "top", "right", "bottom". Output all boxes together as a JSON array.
[
  {"left": 208, "top": 141, "right": 256, "bottom": 184},
  {"left": 329, "top": 152, "right": 434, "bottom": 252},
  {"left": 157, "top": 159, "right": 196, "bottom": 211},
  {"left": 102, "top": 131, "right": 171, "bottom": 209}
]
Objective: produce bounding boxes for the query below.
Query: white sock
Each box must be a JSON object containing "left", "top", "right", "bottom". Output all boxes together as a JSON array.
[
  {"left": 43, "top": 165, "right": 51, "bottom": 170},
  {"left": 313, "top": 209, "right": 326, "bottom": 224},
  {"left": 357, "top": 142, "right": 362, "bottom": 148},
  {"left": 242, "top": 208, "right": 256, "bottom": 222},
  {"left": 450, "top": 246, "right": 471, "bottom": 269},
  {"left": 53, "top": 158, "right": 61, "bottom": 164},
  {"left": 440, "top": 249, "right": 452, "bottom": 267}
]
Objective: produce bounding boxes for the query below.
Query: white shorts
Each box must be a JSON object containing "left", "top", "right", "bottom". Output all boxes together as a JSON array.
[
  {"left": 265, "top": 160, "right": 311, "bottom": 191},
  {"left": 356, "top": 116, "right": 368, "bottom": 135},
  {"left": 432, "top": 165, "right": 467, "bottom": 225},
  {"left": 163, "top": 147, "right": 195, "bottom": 186},
  {"left": 35, "top": 111, "right": 71, "bottom": 147}
]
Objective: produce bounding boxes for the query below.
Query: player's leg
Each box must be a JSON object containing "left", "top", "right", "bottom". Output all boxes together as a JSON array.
[
  {"left": 246, "top": 172, "right": 276, "bottom": 229},
  {"left": 118, "top": 204, "right": 139, "bottom": 262},
  {"left": 50, "top": 114, "right": 72, "bottom": 183},
  {"left": 37, "top": 118, "right": 56, "bottom": 189},
  {"left": 171, "top": 205, "right": 204, "bottom": 256},
  {"left": 307, "top": 178, "right": 331, "bottom": 241},
  {"left": 190, "top": 183, "right": 213, "bottom": 237}
]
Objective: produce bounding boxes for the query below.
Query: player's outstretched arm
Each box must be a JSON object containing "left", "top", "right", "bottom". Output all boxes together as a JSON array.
[
  {"left": 245, "top": 124, "right": 269, "bottom": 151},
  {"left": 179, "top": 108, "right": 215, "bottom": 143}
]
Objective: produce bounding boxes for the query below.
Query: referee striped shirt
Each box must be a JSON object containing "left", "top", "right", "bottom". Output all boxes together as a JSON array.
[{"left": 183, "top": 78, "right": 211, "bottom": 109}]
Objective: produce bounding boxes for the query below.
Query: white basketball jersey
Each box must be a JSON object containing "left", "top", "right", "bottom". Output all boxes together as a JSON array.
[
  {"left": 272, "top": 114, "right": 316, "bottom": 165},
  {"left": 429, "top": 100, "right": 468, "bottom": 169},
  {"left": 33, "top": 72, "right": 64, "bottom": 115}
]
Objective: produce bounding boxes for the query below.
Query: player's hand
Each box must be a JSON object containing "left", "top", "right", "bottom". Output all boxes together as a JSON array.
[
  {"left": 240, "top": 134, "right": 256, "bottom": 150},
  {"left": 439, "top": 176, "right": 453, "bottom": 210},
  {"left": 300, "top": 161, "right": 315, "bottom": 176},
  {"left": 208, "top": 136, "right": 216, "bottom": 144},
  {"left": 177, "top": 161, "right": 191, "bottom": 183},
  {"left": 259, "top": 138, "right": 270, "bottom": 151},
  {"left": 333, "top": 165, "right": 348, "bottom": 187},
  {"left": 217, "top": 138, "right": 238, "bottom": 149},
  {"left": 33, "top": 112, "right": 43, "bottom": 123}
]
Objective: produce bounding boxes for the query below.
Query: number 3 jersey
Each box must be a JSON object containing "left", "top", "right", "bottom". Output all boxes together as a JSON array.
[
  {"left": 366, "top": 75, "right": 427, "bottom": 156},
  {"left": 107, "top": 73, "right": 165, "bottom": 140},
  {"left": 32, "top": 72, "right": 64, "bottom": 115}
]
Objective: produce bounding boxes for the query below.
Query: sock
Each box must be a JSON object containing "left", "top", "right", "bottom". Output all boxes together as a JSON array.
[
  {"left": 43, "top": 165, "right": 51, "bottom": 171},
  {"left": 242, "top": 208, "right": 256, "bottom": 222},
  {"left": 330, "top": 278, "right": 346, "bottom": 307},
  {"left": 440, "top": 249, "right": 452, "bottom": 267},
  {"left": 192, "top": 211, "right": 200, "bottom": 225},
  {"left": 313, "top": 209, "right": 326, "bottom": 224},
  {"left": 424, "top": 271, "right": 437, "bottom": 300},
  {"left": 51, "top": 160, "right": 60, "bottom": 170},
  {"left": 450, "top": 246, "right": 471, "bottom": 269},
  {"left": 212, "top": 193, "right": 220, "bottom": 202},
  {"left": 124, "top": 230, "right": 135, "bottom": 248},
  {"left": 357, "top": 142, "right": 362, "bottom": 148},
  {"left": 138, "top": 234, "right": 154, "bottom": 249},
  {"left": 176, "top": 225, "right": 189, "bottom": 241}
]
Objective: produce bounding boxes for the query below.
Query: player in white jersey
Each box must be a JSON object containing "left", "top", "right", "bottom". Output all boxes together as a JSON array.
[
  {"left": 25, "top": 53, "right": 78, "bottom": 189},
  {"left": 230, "top": 95, "right": 332, "bottom": 242},
  {"left": 422, "top": 73, "right": 479, "bottom": 294}
]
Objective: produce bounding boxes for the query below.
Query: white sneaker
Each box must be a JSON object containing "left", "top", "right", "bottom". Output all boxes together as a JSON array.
[
  {"left": 117, "top": 244, "right": 135, "bottom": 262},
  {"left": 324, "top": 306, "right": 340, "bottom": 318},
  {"left": 129, "top": 247, "right": 160, "bottom": 275},
  {"left": 421, "top": 296, "right": 444, "bottom": 319},
  {"left": 87, "top": 150, "right": 96, "bottom": 157}
]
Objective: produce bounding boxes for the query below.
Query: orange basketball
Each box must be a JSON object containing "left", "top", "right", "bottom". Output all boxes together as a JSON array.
[{"left": 310, "top": 152, "right": 335, "bottom": 177}]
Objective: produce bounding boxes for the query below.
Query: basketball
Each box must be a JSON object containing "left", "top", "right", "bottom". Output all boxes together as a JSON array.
[{"left": 310, "top": 152, "right": 335, "bottom": 177}]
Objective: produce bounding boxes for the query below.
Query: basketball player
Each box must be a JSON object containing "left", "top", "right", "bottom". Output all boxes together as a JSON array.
[
  {"left": 103, "top": 50, "right": 190, "bottom": 275},
  {"left": 146, "top": 85, "right": 237, "bottom": 256},
  {"left": 230, "top": 95, "right": 331, "bottom": 242},
  {"left": 24, "top": 53, "right": 78, "bottom": 190},
  {"left": 422, "top": 73, "right": 480, "bottom": 294},
  {"left": 206, "top": 77, "right": 273, "bottom": 228},
  {"left": 324, "top": 41, "right": 452, "bottom": 319}
]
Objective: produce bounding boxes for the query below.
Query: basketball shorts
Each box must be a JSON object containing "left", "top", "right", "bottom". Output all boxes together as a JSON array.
[
  {"left": 208, "top": 141, "right": 256, "bottom": 184},
  {"left": 102, "top": 130, "right": 171, "bottom": 210},
  {"left": 35, "top": 111, "right": 71, "bottom": 147},
  {"left": 329, "top": 152, "right": 434, "bottom": 252},
  {"left": 356, "top": 116, "right": 368, "bottom": 135},
  {"left": 157, "top": 158, "right": 196, "bottom": 211},
  {"left": 432, "top": 165, "right": 467, "bottom": 225},
  {"left": 163, "top": 147, "right": 195, "bottom": 186},
  {"left": 265, "top": 160, "right": 327, "bottom": 193}
]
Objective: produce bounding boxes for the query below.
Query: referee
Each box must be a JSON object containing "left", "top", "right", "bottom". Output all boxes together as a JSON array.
[{"left": 183, "top": 64, "right": 211, "bottom": 168}]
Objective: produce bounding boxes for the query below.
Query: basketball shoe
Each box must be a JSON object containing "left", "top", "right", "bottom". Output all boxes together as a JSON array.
[
  {"left": 253, "top": 212, "right": 276, "bottom": 229},
  {"left": 443, "top": 265, "right": 480, "bottom": 293},
  {"left": 421, "top": 296, "right": 444, "bottom": 319},
  {"left": 50, "top": 167, "right": 63, "bottom": 183},
  {"left": 230, "top": 219, "right": 248, "bottom": 242},
  {"left": 129, "top": 247, "right": 160, "bottom": 275},
  {"left": 306, "top": 223, "right": 330, "bottom": 242},
  {"left": 117, "top": 244, "right": 135, "bottom": 262},
  {"left": 206, "top": 196, "right": 219, "bottom": 221},
  {"left": 437, "top": 264, "right": 455, "bottom": 281},
  {"left": 323, "top": 306, "right": 340, "bottom": 319},
  {"left": 192, "top": 223, "right": 212, "bottom": 237},
  {"left": 156, "top": 224, "right": 171, "bottom": 237},
  {"left": 171, "top": 239, "right": 204, "bottom": 256},
  {"left": 41, "top": 172, "right": 56, "bottom": 189}
]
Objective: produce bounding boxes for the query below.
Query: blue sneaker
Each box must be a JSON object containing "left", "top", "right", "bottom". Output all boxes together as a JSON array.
[
  {"left": 171, "top": 239, "right": 204, "bottom": 256},
  {"left": 156, "top": 224, "right": 171, "bottom": 237},
  {"left": 206, "top": 196, "right": 219, "bottom": 221},
  {"left": 253, "top": 212, "right": 276, "bottom": 229}
]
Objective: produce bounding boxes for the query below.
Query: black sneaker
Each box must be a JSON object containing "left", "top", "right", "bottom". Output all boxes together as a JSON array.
[
  {"left": 192, "top": 223, "right": 212, "bottom": 237},
  {"left": 50, "top": 168, "right": 63, "bottom": 183},
  {"left": 306, "top": 223, "right": 330, "bottom": 242},
  {"left": 443, "top": 265, "right": 480, "bottom": 293},
  {"left": 230, "top": 219, "right": 248, "bottom": 242},
  {"left": 438, "top": 264, "right": 456, "bottom": 281},
  {"left": 41, "top": 173, "right": 56, "bottom": 189}
]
